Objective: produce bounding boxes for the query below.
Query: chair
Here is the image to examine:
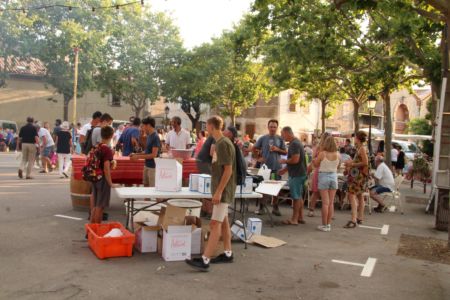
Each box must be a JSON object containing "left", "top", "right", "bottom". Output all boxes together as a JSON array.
[{"left": 380, "top": 175, "right": 404, "bottom": 214}]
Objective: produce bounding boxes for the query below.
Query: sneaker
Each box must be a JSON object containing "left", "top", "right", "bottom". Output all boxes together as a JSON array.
[
  {"left": 317, "top": 225, "right": 330, "bottom": 232},
  {"left": 307, "top": 210, "right": 314, "bottom": 217},
  {"left": 185, "top": 258, "right": 210, "bottom": 272},
  {"left": 62, "top": 172, "right": 69, "bottom": 178},
  {"left": 18, "top": 169, "right": 23, "bottom": 179},
  {"left": 210, "top": 253, "right": 234, "bottom": 264}
]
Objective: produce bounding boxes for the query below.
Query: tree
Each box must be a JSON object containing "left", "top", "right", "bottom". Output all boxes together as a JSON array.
[
  {"left": 162, "top": 43, "right": 223, "bottom": 129},
  {"left": 23, "top": 0, "right": 109, "bottom": 121},
  {"left": 97, "top": 6, "right": 183, "bottom": 118}
]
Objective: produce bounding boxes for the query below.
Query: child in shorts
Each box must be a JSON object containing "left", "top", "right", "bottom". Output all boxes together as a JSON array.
[{"left": 90, "top": 126, "right": 117, "bottom": 224}]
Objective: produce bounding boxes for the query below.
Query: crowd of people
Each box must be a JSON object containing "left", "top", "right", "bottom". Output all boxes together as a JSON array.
[{"left": 15, "top": 112, "right": 402, "bottom": 271}]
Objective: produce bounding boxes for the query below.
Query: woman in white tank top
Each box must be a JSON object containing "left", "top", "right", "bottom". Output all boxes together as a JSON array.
[{"left": 313, "top": 136, "right": 340, "bottom": 232}]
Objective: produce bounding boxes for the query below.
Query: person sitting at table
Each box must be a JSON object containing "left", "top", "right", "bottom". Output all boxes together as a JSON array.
[
  {"left": 370, "top": 155, "right": 395, "bottom": 213},
  {"left": 130, "top": 117, "right": 161, "bottom": 188},
  {"left": 186, "top": 115, "right": 236, "bottom": 271},
  {"left": 278, "top": 126, "right": 307, "bottom": 225},
  {"left": 314, "top": 136, "right": 340, "bottom": 232},
  {"left": 165, "top": 116, "right": 190, "bottom": 150},
  {"left": 253, "top": 119, "right": 287, "bottom": 216}
]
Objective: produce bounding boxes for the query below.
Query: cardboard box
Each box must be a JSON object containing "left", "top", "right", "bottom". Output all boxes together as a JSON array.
[
  {"left": 231, "top": 223, "right": 253, "bottom": 242},
  {"left": 247, "top": 218, "right": 262, "bottom": 235},
  {"left": 155, "top": 158, "right": 182, "bottom": 192},
  {"left": 198, "top": 174, "right": 212, "bottom": 194},
  {"left": 162, "top": 225, "right": 192, "bottom": 261},
  {"left": 158, "top": 205, "right": 188, "bottom": 230},
  {"left": 189, "top": 174, "right": 201, "bottom": 191},
  {"left": 134, "top": 223, "right": 159, "bottom": 253},
  {"left": 255, "top": 180, "right": 286, "bottom": 196},
  {"left": 236, "top": 176, "right": 254, "bottom": 194}
]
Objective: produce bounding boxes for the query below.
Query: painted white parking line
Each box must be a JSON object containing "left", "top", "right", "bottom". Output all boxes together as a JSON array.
[
  {"left": 380, "top": 225, "right": 390, "bottom": 235},
  {"left": 332, "top": 257, "right": 378, "bottom": 277},
  {"left": 358, "top": 224, "right": 390, "bottom": 235},
  {"left": 54, "top": 214, "right": 83, "bottom": 221}
]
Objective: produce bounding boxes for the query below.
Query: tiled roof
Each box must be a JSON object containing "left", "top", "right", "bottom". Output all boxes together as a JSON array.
[{"left": 0, "top": 56, "right": 46, "bottom": 76}]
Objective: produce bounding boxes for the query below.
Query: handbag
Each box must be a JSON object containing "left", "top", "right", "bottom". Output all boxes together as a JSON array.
[{"left": 257, "top": 164, "right": 272, "bottom": 181}]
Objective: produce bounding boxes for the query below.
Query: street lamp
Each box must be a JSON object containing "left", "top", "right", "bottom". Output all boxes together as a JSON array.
[
  {"left": 367, "top": 95, "right": 377, "bottom": 156},
  {"left": 164, "top": 106, "right": 170, "bottom": 130}
]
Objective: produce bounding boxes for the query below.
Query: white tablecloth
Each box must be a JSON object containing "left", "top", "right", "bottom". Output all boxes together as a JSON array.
[{"left": 115, "top": 187, "right": 263, "bottom": 199}]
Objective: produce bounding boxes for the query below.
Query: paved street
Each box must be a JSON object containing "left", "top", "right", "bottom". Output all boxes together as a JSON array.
[{"left": 0, "top": 152, "right": 449, "bottom": 300}]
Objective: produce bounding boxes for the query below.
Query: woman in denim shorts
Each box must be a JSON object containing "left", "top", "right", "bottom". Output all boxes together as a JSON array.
[{"left": 313, "top": 136, "right": 340, "bottom": 232}]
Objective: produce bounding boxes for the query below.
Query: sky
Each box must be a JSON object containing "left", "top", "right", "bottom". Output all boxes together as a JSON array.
[{"left": 149, "top": 0, "right": 254, "bottom": 49}]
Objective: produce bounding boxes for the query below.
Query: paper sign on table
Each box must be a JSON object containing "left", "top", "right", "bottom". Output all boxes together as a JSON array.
[{"left": 255, "top": 180, "right": 286, "bottom": 196}]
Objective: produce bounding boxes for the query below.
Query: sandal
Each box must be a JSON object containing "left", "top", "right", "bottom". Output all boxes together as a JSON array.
[
  {"left": 298, "top": 220, "right": 306, "bottom": 224},
  {"left": 356, "top": 219, "right": 363, "bottom": 225},
  {"left": 282, "top": 219, "right": 298, "bottom": 226},
  {"left": 343, "top": 221, "right": 357, "bottom": 229}
]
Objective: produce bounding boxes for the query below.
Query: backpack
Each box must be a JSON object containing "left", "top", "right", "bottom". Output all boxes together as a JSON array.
[
  {"left": 234, "top": 143, "right": 248, "bottom": 187},
  {"left": 81, "top": 127, "right": 95, "bottom": 155},
  {"left": 82, "top": 144, "right": 104, "bottom": 182}
]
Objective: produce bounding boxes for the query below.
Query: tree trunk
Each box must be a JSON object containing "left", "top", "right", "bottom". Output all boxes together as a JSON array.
[
  {"left": 321, "top": 100, "right": 327, "bottom": 134},
  {"left": 352, "top": 99, "right": 360, "bottom": 135},
  {"left": 382, "top": 87, "right": 392, "bottom": 166},
  {"left": 63, "top": 94, "right": 71, "bottom": 122},
  {"left": 230, "top": 112, "right": 236, "bottom": 126}
]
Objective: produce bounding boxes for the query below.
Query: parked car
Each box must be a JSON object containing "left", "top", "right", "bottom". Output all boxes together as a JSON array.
[
  {"left": 0, "top": 120, "right": 18, "bottom": 133},
  {"left": 392, "top": 140, "right": 421, "bottom": 160}
]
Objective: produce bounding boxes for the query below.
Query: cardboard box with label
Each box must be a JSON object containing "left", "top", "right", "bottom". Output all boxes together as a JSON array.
[
  {"left": 155, "top": 158, "right": 182, "bottom": 192},
  {"left": 162, "top": 225, "right": 192, "bottom": 261},
  {"left": 134, "top": 223, "right": 159, "bottom": 253},
  {"left": 247, "top": 218, "right": 262, "bottom": 235},
  {"left": 198, "top": 174, "right": 212, "bottom": 194},
  {"left": 231, "top": 222, "right": 253, "bottom": 242},
  {"left": 235, "top": 176, "right": 254, "bottom": 194}
]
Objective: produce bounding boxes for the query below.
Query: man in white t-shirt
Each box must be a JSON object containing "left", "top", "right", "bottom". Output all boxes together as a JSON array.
[
  {"left": 79, "top": 111, "right": 102, "bottom": 148},
  {"left": 37, "top": 122, "right": 55, "bottom": 173},
  {"left": 370, "top": 155, "right": 396, "bottom": 213},
  {"left": 165, "top": 116, "right": 190, "bottom": 150}
]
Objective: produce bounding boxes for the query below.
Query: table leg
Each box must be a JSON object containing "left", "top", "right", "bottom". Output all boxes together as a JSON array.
[
  {"left": 242, "top": 197, "right": 248, "bottom": 250},
  {"left": 263, "top": 202, "right": 274, "bottom": 227},
  {"left": 125, "top": 198, "right": 131, "bottom": 230},
  {"left": 131, "top": 198, "right": 135, "bottom": 232}
]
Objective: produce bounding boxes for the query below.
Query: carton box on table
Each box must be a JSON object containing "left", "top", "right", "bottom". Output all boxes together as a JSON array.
[
  {"left": 198, "top": 174, "right": 212, "bottom": 194},
  {"left": 189, "top": 174, "right": 201, "bottom": 192},
  {"left": 155, "top": 158, "right": 182, "bottom": 192},
  {"left": 235, "top": 176, "right": 254, "bottom": 194}
]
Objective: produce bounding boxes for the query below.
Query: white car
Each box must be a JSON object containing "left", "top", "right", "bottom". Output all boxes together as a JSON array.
[{"left": 392, "top": 140, "right": 421, "bottom": 160}]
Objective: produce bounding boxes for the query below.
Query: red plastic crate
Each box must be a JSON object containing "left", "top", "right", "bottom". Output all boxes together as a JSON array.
[{"left": 85, "top": 222, "right": 135, "bottom": 259}]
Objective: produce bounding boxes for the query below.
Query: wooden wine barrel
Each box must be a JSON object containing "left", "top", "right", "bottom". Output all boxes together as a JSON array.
[{"left": 70, "top": 175, "right": 91, "bottom": 211}]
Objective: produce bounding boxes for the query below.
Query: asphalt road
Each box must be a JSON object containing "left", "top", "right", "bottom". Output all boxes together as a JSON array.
[{"left": 0, "top": 152, "right": 449, "bottom": 300}]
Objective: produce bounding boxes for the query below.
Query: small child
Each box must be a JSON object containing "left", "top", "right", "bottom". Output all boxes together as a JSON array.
[{"left": 90, "top": 126, "right": 117, "bottom": 224}]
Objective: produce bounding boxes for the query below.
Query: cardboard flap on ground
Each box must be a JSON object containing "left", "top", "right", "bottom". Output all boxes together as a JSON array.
[
  {"left": 255, "top": 181, "right": 287, "bottom": 196},
  {"left": 158, "top": 205, "right": 188, "bottom": 230},
  {"left": 249, "top": 235, "right": 286, "bottom": 248}
]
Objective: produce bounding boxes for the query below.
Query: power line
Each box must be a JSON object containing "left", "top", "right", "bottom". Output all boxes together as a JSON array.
[{"left": 0, "top": 0, "right": 145, "bottom": 12}]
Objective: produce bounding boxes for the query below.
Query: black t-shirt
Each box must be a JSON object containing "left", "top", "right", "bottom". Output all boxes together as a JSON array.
[
  {"left": 56, "top": 131, "right": 72, "bottom": 154},
  {"left": 19, "top": 123, "right": 38, "bottom": 144},
  {"left": 197, "top": 136, "right": 216, "bottom": 163}
]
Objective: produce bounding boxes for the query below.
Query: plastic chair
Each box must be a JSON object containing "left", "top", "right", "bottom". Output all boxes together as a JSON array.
[{"left": 380, "top": 175, "right": 404, "bottom": 214}]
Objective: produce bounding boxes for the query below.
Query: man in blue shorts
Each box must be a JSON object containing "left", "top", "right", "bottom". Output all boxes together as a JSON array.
[{"left": 279, "top": 126, "right": 307, "bottom": 225}]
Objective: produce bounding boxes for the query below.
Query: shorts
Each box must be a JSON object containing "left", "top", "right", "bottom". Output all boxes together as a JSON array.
[
  {"left": 288, "top": 175, "right": 307, "bottom": 200},
  {"left": 92, "top": 178, "right": 111, "bottom": 208},
  {"left": 318, "top": 172, "right": 338, "bottom": 190},
  {"left": 211, "top": 203, "right": 229, "bottom": 222},
  {"left": 42, "top": 146, "right": 54, "bottom": 158},
  {"left": 143, "top": 167, "right": 156, "bottom": 187},
  {"left": 370, "top": 185, "right": 392, "bottom": 194}
]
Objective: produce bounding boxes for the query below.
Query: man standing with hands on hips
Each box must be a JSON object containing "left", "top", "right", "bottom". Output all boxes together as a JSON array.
[{"left": 186, "top": 116, "right": 236, "bottom": 272}]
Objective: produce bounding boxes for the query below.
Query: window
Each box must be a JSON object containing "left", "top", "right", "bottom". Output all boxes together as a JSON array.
[
  {"left": 289, "top": 103, "right": 296, "bottom": 112},
  {"left": 111, "top": 93, "right": 121, "bottom": 107}
]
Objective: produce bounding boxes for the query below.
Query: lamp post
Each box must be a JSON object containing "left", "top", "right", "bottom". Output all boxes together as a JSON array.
[
  {"left": 164, "top": 106, "right": 170, "bottom": 130},
  {"left": 367, "top": 95, "right": 377, "bottom": 156}
]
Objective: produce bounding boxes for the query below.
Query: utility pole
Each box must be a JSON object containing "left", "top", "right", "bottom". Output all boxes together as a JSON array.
[{"left": 72, "top": 47, "right": 79, "bottom": 125}]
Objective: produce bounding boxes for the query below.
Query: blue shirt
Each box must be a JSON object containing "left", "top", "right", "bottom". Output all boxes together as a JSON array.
[
  {"left": 120, "top": 127, "right": 140, "bottom": 156},
  {"left": 145, "top": 132, "right": 161, "bottom": 168},
  {"left": 254, "top": 134, "right": 286, "bottom": 171}
]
